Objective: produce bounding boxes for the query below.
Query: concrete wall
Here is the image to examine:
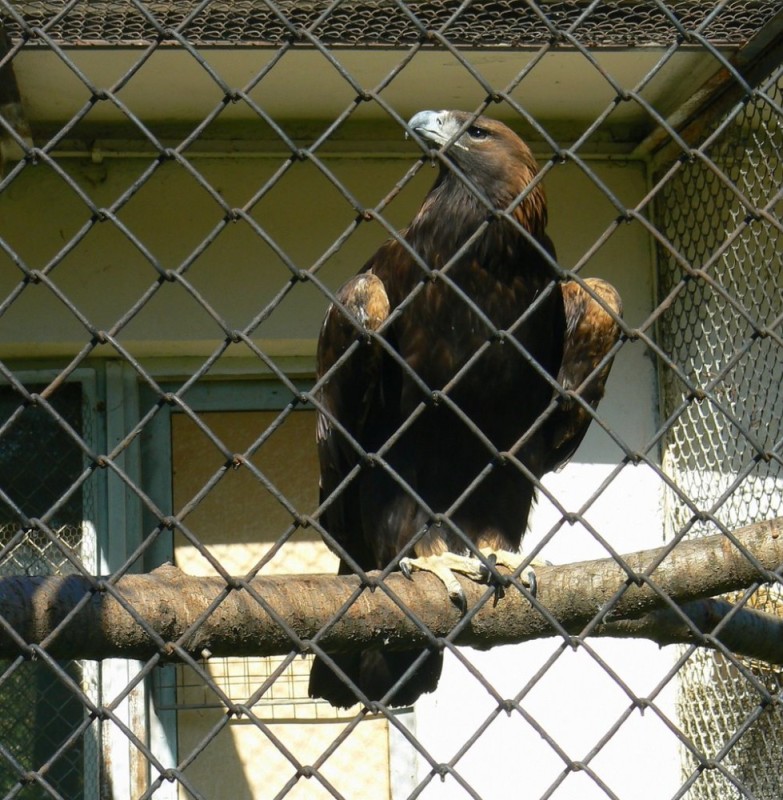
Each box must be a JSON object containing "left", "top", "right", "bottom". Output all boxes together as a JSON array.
[{"left": 2, "top": 154, "right": 646, "bottom": 363}]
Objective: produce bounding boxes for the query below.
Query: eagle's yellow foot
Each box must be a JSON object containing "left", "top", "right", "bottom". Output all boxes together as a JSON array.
[
  {"left": 399, "top": 552, "right": 481, "bottom": 611},
  {"left": 399, "top": 549, "right": 542, "bottom": 613}
]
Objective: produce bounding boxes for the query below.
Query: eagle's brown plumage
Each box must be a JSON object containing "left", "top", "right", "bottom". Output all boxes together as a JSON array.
[{"left": 309, "top": 110, "right": 622, "bottom": 708}]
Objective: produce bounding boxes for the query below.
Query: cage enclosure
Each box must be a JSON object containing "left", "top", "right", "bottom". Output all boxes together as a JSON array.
[{"left": 0, "top": 2, "right": 781, "bottom": 799}]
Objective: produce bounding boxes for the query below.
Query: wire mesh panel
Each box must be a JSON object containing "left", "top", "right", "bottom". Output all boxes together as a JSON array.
[
  {"left": 0, "top": 383, "right": 98, "bottom": 799},
  {"left": 0, "top": 1, "right": 781, "bottom": 798},
  {"left": 2, "top": 0, "right": 780, "bottom": 47},
  {"left": 657, "top": 74, "right": 783, "bottom": 799}
]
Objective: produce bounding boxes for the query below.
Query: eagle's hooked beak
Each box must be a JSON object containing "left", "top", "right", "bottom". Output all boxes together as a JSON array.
[{"left": 407, "top": 109, "right": 469, "bottom": 151}]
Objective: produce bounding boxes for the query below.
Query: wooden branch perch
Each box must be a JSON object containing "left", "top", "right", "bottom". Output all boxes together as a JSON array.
[{"left": 1, "top": 519, "right": 782, "bottom": 664}]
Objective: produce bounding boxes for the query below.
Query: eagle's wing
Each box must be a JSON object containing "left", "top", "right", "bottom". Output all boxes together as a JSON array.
[
  {"left": 315, "top": 271, "right": 391, "bottom": 569},
  {"left": 541, "top": 277, "right": 623, "bottom": 474},
  {"left": 313, "top": 271, "right": 444, "bottom": 708}
]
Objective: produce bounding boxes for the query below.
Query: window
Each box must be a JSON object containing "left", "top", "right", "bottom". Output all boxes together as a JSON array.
[{"left": 142, "top": 380, "right": 403, "bottom": 798}]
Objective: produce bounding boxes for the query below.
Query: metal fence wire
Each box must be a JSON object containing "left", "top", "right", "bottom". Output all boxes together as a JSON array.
[
  {"left": 658, "top": 75, "right": 783, "bottom": 800},
  {"left": 0, "top": 1, "right": 781, "bottom": 799},
  {"left": 0, "top": 384, "right": 98, "bottom": 800}
]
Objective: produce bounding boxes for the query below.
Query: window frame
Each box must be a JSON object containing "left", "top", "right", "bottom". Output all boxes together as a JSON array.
[{"left": 138, "top": 371, "right": 418, "bottom": 798}]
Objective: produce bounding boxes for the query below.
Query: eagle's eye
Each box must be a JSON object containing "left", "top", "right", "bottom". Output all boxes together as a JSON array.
[{"left": 467, "top": 125, "right": 489, "bottom": 140}]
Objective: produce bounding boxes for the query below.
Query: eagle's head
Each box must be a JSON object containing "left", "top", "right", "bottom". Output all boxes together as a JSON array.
[{"left": 408, "top": 109, "right": 547, "bottom": 238}]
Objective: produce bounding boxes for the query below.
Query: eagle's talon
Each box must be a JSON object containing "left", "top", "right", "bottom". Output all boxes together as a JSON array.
[
  {"left": 526, "top": 569, "right": 538, "bottom": 598},
  {"left": 396, "top": 554, "right": 474, "bottom": 614},
  {"left": 478, "top": 552, "right": 497, "bottom": 583},
  {"left": 450, "top": 587, "right": 468, "bottom": 614}
]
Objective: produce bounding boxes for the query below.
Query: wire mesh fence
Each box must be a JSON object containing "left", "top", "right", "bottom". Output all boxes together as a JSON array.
[
  {"left": 0, "top": 383, "right": 99, "bottom": 799},
  {"left": 0, "top": 1, "right": 781, "bottom": 798},
  {"left": 657, "top": 73, "right": 783, "bottom": 800}
]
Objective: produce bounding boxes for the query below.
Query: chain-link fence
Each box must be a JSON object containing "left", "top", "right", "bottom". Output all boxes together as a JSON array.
[
  {"left": 0, "top": 382, "right": 98, "bottom": 798},
  {"left": 658, "top": 71, "right": 783, "bottom": 799},
  {"left": 0, "top": 1, "right": 781, "bottom": 798}
]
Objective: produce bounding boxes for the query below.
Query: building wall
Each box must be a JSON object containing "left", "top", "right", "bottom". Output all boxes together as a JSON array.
[{"left": 2, "top": 154, "right": 646, "bottom": 364}]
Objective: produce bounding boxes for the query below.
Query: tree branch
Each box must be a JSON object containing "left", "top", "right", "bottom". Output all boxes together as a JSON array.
[
  {"left": 594, "top": 598, "right": 783, "bottom": 664},
  {"left": 1, "top": 518, "right": 782, "bottom": 663}
]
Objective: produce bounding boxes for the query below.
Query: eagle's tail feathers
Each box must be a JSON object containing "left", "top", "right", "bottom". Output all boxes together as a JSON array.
[{"left": 308, "top": 648, "right": 442, "bottom": 709}]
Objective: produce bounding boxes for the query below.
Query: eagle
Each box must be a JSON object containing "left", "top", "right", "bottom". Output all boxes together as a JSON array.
[{"left": 308, "top": 109, "right": 622, "bottom": 708}]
